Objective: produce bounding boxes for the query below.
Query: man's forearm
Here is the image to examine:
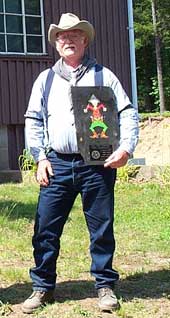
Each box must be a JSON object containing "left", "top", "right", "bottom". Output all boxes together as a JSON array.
[
  {"left": 118, "top": 107, "right": 139, "bottom": 155},
  {"left": 25, "top": 117, "right": 47, "bottom": 163}
]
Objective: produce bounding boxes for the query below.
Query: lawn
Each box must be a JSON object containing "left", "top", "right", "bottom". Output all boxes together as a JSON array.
[{"left": 0, "top": 179, "right": 170, "bottom": 318}]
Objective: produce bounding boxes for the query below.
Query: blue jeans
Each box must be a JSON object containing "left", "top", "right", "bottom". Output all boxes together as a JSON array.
[{"left": 30, "top": 150, "right": 119, "bottom": 291}]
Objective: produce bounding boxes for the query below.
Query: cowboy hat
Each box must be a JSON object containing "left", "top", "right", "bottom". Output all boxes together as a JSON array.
[{"left": 48, "top": 13, "right": 95, "bottom": 46}]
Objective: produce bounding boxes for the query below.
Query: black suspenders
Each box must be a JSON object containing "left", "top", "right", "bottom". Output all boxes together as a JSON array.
[
  {"left": 94, "top": 64, "right": 103, "bottom": 86},
  {"left": 43, "top": 68, "right": 55, "bottom": 107},
  {"left": 42, "top": 65, "right": 104, "bottom": 150},
  {"left": 43, "top": 64, "right": 104, "bottom": 107}
]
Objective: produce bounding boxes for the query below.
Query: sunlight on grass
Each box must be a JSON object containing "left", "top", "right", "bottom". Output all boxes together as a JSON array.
[
  {"left": 114, "top": 182, "right": 170, "bottom": 255},
  {"left": 0, "top": 267, "right": 29, "bottom": 283},
  {"left": 0, "top": 301, "right": 13, "bottom": 316},
  {"left": 0, "top": 181, "right": 170, "bottom": 317}
]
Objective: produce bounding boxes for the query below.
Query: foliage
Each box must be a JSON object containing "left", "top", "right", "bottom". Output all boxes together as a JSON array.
[
  {"left": 139, "top": 111, "right": 170, "bottom": 121},
  {"left": 0, "top": 301, "right": 13, "bottom": 316},
  {"left": 18, "top": 148, "right": 36, "bottom": 172},
  {"left": 117, "top": 165, "right": 140, "bottom": 182},
  {"left": 149, "top": 77, "right": 160, "bottom": 108},
  {"left": 18, "top": 149, "right": 37, "bottom": 183},
  {"left": 156, "top": 0, "right": 170, "bottom": 45},
  {"left": 134, "top": 1, "right": 154, "bottom": 49},
  {"left": 149, "top": 76, "right": 170, "bottom": 110},
  {"left": 156, "top": 165, "right": 170, "bottom": 184}
]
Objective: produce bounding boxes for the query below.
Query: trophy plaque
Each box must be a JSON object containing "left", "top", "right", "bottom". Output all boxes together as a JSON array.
[{"left": 71, "top": 86, "right": 120, "bottom": 165}]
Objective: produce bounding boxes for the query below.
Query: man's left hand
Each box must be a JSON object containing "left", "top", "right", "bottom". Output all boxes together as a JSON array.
[{"left": 104, "top": 149, "right": 129, "bottom": 169}]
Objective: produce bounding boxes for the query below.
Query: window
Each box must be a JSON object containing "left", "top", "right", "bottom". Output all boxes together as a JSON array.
[{"left": 0, "top": 0, "right": 46, "bottom": 54}]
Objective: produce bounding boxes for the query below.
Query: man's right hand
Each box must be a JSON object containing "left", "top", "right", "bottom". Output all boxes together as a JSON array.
[{"left": 36, "top": 159, "right": 54, "bottom": 186}]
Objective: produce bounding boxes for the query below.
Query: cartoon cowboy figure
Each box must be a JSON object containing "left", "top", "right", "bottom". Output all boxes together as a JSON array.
[{"left": 84, "top": 94, "right": 108, "bottom": 138}]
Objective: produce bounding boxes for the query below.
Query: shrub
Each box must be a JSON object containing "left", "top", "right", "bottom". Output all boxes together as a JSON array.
[{"left": 117, "top": 165, "right": 140, "bottom": 182}]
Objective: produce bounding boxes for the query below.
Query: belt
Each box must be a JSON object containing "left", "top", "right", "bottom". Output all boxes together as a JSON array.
[{"left": 55, "top": 151, "right": 83, "bottom": 161}]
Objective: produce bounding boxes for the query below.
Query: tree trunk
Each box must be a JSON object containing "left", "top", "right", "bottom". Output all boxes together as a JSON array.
[{"left": 151, "top": 0, "right": 166, "bottom": 113}]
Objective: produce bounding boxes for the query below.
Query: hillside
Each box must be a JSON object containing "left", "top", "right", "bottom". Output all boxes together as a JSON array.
[{"left": 133, "top": 117, "right": 170, "bottom": 166}]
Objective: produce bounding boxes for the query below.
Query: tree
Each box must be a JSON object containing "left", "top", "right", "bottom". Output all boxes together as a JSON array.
[
  {"left": 134, "top": 0, "right": 170, "bottom": 112},
  {"left": 134, "top": 1, "right": 156, "bottom": 111},
  {"left": 151, "top": 0, "right": 165, "bottom": 113}
]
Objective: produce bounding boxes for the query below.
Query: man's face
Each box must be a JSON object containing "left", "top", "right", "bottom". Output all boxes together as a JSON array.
[{"left": 55, "top": 29, "right": 88, "bottom": 62}]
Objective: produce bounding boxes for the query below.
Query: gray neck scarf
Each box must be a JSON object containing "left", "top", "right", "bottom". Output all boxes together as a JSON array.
[{"left": 52, "top": 55, "right": 96, "bottom": 85}]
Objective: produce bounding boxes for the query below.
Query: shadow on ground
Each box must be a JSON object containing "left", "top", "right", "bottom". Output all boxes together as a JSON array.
[
  {"left": 0, "top": 269, "right": 170, "bottom": 306},
  {"left": 0, "top": 280, "right": 96, "bottom": 305},
  {"left": 0, "top": 199, "right": 36, "bottom": 220},
  {"left": 118, "top": 269, "right": 170, "bottom": 300}
]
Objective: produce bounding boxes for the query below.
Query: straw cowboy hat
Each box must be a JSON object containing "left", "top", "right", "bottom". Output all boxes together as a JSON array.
[{"left": 48, "top": 13, "right": 95, "bottom": 46}]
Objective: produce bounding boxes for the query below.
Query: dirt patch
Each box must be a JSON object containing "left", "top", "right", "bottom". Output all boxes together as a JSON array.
[{"left": 133, "top": 117, "right": 170, "bottom": 166}]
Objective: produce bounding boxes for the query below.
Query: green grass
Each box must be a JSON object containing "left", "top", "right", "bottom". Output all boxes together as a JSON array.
[
  {"left": 0, "top": 181, "right": 170, "bottom": 317},
  {"left": 115, "top": 183, "right": 170, "bottom": 254},
  {"left": 139, "top": 111, "right": 170, "bottom": 121}
]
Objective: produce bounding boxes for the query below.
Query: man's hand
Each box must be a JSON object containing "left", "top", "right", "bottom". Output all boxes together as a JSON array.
[
  {"left": 36, "top": 159, "right": 54, "bottom": 186},
  {"left": 104, "top": 149, "right": 130, "bottom": 169}
]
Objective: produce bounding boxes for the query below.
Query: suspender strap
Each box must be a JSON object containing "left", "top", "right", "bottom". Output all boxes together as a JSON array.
[
  {"left": 41, "top": 68, "right": 55, "bottom": 146},
  {"left": 42, "top": 65, "right": 103, "bottom": 124},
  {"left": 43, "top": 68, "right": 55, "bottom": 106},
  {"left": 94, "top": 64, "right": 103, "bottom": 86},
  {"left": 43, "top": 65, "right": 103, "bottom": 104}
]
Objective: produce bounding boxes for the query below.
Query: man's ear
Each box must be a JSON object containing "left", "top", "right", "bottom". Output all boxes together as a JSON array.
[
  {"left": 55, "top": 41, "right": 60, "bottom": 52},
  {"left": 84, "top": 36, "right": 89, "bottom": 48}
]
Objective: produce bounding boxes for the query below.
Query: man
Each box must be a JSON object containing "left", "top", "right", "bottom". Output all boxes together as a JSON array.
[
  {"left": 84, "top": 95, "right": 109, "bottom": 139},
  {"left": 22, "top": 13, "right": 139, "bottom": 314}
]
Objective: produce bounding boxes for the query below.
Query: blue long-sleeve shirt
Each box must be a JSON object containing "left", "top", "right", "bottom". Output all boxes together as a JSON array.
[{"left": 25, "top": 64, "right": 139, "bottom": 162}]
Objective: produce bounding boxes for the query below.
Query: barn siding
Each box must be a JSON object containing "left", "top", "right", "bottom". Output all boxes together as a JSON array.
[
  {"left": 8, "top": 125, "right": 25, "bottom": 170},
  {"left": 0, "top": 57, "right": 53, "bottom": 125},
  {"left": 0, "top": 0, "right": 132, "bottom": 170}
]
